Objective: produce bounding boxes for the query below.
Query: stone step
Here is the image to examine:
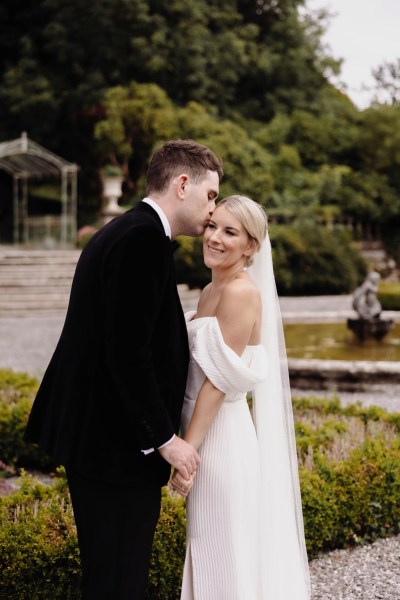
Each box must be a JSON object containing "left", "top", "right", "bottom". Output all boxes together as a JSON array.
[
  {"left": 0, "top": 264, "right": 78, "bottom": 271},
  {"left": 0, "top": 247, "right": 79, "bottom": 316},
  {"left": 0, "top": 300, "right": 69, "bottom": 310},
  {"left": 0, "top": 248, "right": 201, "bottom": 316},
  {"left": 0, "top": 295, "right": 199, "bottom": 315},
  {"left": 0, "top": 282, "right": 74, "bottom": 290},
  {"left": 0, "top": 291, "right": 71, "bottom": 301},
  {"left": 0, "top": 285, "right": 73, "bottom": 294},
  {"left": 0, "top": 255, "right": 80, "bottom": 264},
  {"left": 0, "top": 273, "right": 76, "bottom": 282},
  {"left": 0, "top": 252, "right": 81, "bottom": 264}
]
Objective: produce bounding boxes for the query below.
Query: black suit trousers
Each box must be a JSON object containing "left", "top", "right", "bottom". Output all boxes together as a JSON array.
[{"left": 66, "top": 470, "right": 161, "bottom": 600}]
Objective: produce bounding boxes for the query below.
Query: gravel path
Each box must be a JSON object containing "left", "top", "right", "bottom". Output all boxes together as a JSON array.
[
  {"left": 309, "top": 535, "right": 400, "bottom": 600},
  {"left": 0, "top": 315, "right": 64, "bottom": 378}
]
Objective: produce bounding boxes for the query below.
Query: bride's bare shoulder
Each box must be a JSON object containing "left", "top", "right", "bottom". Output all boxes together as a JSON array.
[{"left": 219, "top": 277, "right": 260, "bottom": 314}]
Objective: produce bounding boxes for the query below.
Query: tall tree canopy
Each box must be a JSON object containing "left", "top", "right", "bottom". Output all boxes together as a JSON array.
[{"left": 0, "top": 0, "right": 399, "bottom": 266}]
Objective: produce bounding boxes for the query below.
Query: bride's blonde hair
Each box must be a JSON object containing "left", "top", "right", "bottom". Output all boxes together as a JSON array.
[{"left": 215, "top": 195, "right": 268, "bottom": 266}]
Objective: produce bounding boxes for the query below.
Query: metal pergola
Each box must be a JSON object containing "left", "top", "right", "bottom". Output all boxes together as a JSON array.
[{"left": 0, "top": 132, "right": 79, "bottom": 247}]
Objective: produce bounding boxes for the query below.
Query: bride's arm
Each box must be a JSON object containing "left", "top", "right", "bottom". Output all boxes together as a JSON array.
[
  {"left": 171, "top": 282, "right": 259, "bottom": 495},
  {"left": 183, "top": 378, "right": 225, "bottom": 450},
  {"left": 170, "top": 379, "right": 223, "bottom": 496},
  {"left": 185, "top": 282, "right": 261, "bottom": 452}
]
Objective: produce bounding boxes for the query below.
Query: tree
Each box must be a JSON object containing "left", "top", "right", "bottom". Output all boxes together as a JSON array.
[
  {"left": 372, "top": 59, "right": 400, "bottom": 105},
  {"left": 94, "top": 81, "right": 273, "bottom": 203},
  {"left": 94, "top": 83, "right": 178, "bottom": 193},
  {"left": 270, "top": 223, "right": 366, "bottom": 295}
]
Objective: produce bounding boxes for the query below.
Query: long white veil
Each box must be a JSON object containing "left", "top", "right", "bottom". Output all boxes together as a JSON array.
[{"left": 248, "top": 236, "right": 311, "bottom": 598}]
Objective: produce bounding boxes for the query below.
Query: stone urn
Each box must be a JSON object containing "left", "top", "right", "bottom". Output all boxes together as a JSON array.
[{"left": 101, "top": 166, "right": 125, "bottom": 225}]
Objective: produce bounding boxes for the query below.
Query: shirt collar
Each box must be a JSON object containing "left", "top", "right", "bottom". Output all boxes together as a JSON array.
[{"left": 142, "top": 197, "right": 172, "bottom": 239}]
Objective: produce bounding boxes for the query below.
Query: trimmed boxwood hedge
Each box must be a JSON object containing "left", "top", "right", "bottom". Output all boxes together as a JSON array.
[
  {"left": 301, "top": 437, "right": 400, "bottom": 556},
  {"left": 378, "top": 282, "right": 400, "bottom": 311},
  {"left": 0, "top": 369, "right": 54, "bottom": 471},
  {"left": 1, "top": 370, "right": 400, "bottom": 597},
  {"left": 0, "top": 473, "right": 185, "bottom": 600}
]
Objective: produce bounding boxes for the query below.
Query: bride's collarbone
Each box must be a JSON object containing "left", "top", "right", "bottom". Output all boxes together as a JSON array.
[
  {"left": 196, "top": 286, "right": 219, "bottom": 318},
  {"left": 195, "top": 300, "right": 218, "bottom": 319}
]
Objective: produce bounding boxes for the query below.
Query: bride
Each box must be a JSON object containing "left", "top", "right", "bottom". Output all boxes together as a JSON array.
[{"left": 170, "top": 195, "right": 311, "bottom": 599}]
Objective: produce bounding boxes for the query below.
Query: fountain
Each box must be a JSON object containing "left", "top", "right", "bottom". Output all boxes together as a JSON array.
[
  {"left": 347, "top": 271, "right": 394, "bottom": 341},
  {"left": 282, "top": 278, "right": 400, "bottom": 394}
]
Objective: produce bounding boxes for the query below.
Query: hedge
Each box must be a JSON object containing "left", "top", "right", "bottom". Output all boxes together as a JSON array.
[
  {"left": 301, "top": 438, "right": 400, "bottom": 555},
  {"left": 1, "top": 437, "right": 399, "bottom": 598},
  {"left": 0, "top": 473, "right": 80, "bottom": 600},
  {"left": 1, "top": 371, "right": 400, "bottom": 597},
  {"left": 0, "top": 473, "right": 185, "bottom": 600},
  {"left": 378, "top": 282, "right": 400, "bottom": 311},
  {"left": 0, "top": 369, "right": 53, "bottom": 472}
]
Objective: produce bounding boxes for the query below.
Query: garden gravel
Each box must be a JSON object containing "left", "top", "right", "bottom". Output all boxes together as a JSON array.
[{"left": 309, "top": 535, "right": 400, "bottom": 599}]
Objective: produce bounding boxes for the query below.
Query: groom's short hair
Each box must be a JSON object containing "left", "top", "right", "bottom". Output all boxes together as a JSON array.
[{"left": 146, "top": 139, "right": 223, "bottom": 194}]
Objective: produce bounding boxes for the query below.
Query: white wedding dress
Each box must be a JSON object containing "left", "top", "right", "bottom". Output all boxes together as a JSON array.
[{"left": 180, "top": 311, "right": 268, "bottom": 600}]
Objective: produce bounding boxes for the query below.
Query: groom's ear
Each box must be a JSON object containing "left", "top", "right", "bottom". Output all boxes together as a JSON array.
[{"left": 175, "top": 174, "right": 189, "bottom": 199}]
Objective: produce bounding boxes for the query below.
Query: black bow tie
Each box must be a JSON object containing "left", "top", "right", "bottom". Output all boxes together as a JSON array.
[{"left": 170, "top": 240, "right": 180, "bottom": 253}]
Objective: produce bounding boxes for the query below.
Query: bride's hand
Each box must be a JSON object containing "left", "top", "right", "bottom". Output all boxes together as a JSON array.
[{"left": 169, "top": 468, "right": 196, "bottom": 498}]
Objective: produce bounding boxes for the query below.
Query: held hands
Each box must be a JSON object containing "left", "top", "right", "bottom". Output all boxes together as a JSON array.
[
  {"left": 158, "top": 435, "right": 200, "bottom": 480},
  {"left": 169, "top": 468, "right": 195, "bottom": 498}
]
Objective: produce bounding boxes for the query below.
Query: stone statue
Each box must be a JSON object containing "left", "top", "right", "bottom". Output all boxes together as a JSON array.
[
  {"left": 352, "top": 271, "right": 382, "bottom": 320},
  {"left": 348, "top": 271, "right": 394, "bottom": 341}
]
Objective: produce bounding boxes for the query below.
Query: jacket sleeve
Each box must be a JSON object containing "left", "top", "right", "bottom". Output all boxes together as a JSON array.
[{"left": 103, "top": 225, "right": 176, "bottom": 449}]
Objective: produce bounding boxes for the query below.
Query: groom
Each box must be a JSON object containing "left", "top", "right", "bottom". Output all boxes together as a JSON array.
[{"left": 24, "top": 139, "right": 223, "bottom": 599}]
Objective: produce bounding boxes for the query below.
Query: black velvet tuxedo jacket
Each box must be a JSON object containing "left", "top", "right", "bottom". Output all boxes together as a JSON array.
[{"left": 25, "top": 202, "right": 189, "bottom": 488}]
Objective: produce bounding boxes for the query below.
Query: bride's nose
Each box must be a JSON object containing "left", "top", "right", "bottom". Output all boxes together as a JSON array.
[{"left": 209, "top": 228, "right": 221, "bottom": 243}]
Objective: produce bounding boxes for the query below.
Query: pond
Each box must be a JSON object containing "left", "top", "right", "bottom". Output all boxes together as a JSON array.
[{"left": 284, "top": 322, "right": 400, "bottom": 362}]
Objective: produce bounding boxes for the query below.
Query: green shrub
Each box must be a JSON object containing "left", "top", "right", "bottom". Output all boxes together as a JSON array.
[
  {"left": 301, "top": 438, "right": 400, "bottom": 556},
  {"left": 270, "top": 223, "right": 367, "bottom": 295},
  {"left": 378, "top": 282, "right": 400, "bottom": 311},
  {"left": 0, "top": 474, "right": 186, "bottom": 600},
  {"left": 1, "top": 381, "right": 400, "bottom": 596},
  {"left": 300, "top": 466, "right": 341, "bottom": 554},
  {"left": 146, "top": 488, "right": 186, "bottom": 600},
  {"left": 0, "top": 472, "right": 80, "bottom": 600},
  {"left": 293, "top": 395, "right": 400, "bottom": 554},
  {"left": 0, "top": 369, "right": 54, "bottom": 471},
  {"left": 2, "top": 430, "right": 399, "bottom": 598},
  {"left": 174, "top": 236, "right": 210, "bottom": 289}
]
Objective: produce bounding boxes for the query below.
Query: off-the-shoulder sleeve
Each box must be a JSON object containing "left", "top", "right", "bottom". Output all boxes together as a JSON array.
[
  {"left": 191, "top": 317, "right": 268, "bottom": 395},
  {"left": 185, "top": 310, "right": 197, "bottom": 323}
]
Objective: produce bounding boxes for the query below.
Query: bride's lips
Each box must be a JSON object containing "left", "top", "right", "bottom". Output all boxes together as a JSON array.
[{"left": 207, "top": 245, "right": 224, "bottom": 254}]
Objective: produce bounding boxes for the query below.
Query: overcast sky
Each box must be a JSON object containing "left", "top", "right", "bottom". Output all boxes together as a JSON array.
[{"left": 306, "top": 0, "right": 400, "bottom": 108}]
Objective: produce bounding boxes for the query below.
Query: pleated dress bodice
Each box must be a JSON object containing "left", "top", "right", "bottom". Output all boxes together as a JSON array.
[
  {"left": 180, "top": 312, "right": 268, "bottom": 600},
  {"left": 181, "top": 311, "right": 268, "bottom": 434}
]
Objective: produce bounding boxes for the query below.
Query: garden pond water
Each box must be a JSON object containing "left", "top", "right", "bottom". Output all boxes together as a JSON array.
[{"left": 284, "top": 322, "right": 400, "bottom": 362}]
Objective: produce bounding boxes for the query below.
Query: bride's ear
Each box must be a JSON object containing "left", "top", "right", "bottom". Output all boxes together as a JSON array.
[
  {"left": 244, "top": 238, "right": 259, "bottom": 266},
  {"left": 244, "top": 238, "right": 257, "bottom": 258}
]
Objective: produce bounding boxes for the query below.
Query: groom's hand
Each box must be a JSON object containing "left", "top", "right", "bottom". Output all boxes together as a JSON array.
[{"left": 158, "top": 436, "right": 200, "bottom": 480}]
